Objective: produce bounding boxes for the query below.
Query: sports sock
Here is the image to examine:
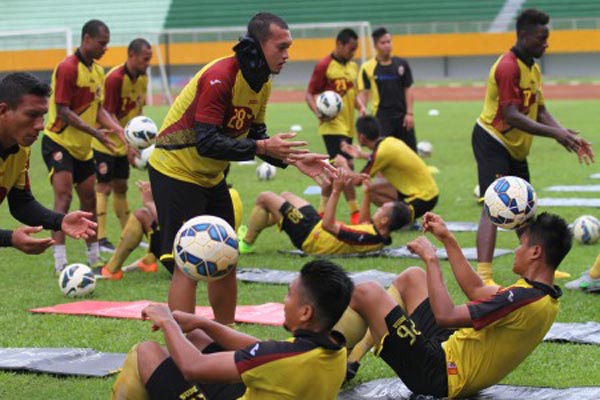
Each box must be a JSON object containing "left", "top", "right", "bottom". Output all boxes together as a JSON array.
[
  {"left": 348, "top": 199, "right": 359, "bottom": 214},
  {"left": 245, "top": 206, "right": 271, "bottom": 245},
  {"left": 106, "top": 214, "right": 144, "bottom": 273},
  {"left": 590, "top": 254, "right": 600, "bottom": 279},
  {"left": 318, "top": 196, "right": 329, "bottom": 214},
  {"left": 96, "top": 192, "right": 109, "bottom": 240},
  {"left": 113, "top": 192, "right": 130, "bottom": 229},
  {"left": 477, "top": 262, "right": 493, "bottom": 281},
  {"left": 111, "top": 344, "right": 149, "bottom": 400},
  {"left": 86, "top": 241, "right": 100, "bottom": 265},
  {"left": 332, "top": 307, "right": 367, "bottom": 351},
  {"left": 54, "top": 244, "right": 67, "bottom": 269}
]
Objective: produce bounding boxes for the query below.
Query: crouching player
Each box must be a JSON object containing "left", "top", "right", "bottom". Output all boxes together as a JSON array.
[
  {"left": 336, "top": 211, "right": 570, "bottom": 397},
  {"left": 111, "top": 259, "right": 354, "bottom": 399}
]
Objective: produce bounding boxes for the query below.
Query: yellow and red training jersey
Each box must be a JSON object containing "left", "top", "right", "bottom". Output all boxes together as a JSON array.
[
  {"left": 477, "top": 48, "right": 545, "bottom": 161},
  {"left": 44, "top": 50, "right": 104, "bottom": 161},
  {"left": 302, "top": 221, "right": 390, "bottom": 255},
  {"left": 0, "top": 145, "right": 30, "bottom": 205},
  {"left": 149, "top": 55, "right": 271, "bottom": 188},
  {"left": 307, "top": 54, "right": 358, "bottom": 137}
]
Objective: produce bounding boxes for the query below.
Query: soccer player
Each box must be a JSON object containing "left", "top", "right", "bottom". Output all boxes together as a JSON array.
[
  {"left": 238, "top": 169, "right": 411, "bottom": 255},
  {"left": 42, "top": 19, "right": 126, "bottom": 274},
  {"left": 472, "top": 9, "right": 593, "bottom": 284},
  {"left": 358, "top": 27, "right": 417, "bottom": 151},
  {"left": 148, "top": 13, "right": 336, "bottom": 322},
  {"left": 94, "top": 38, "right": 152, "bottom": 253},
  {"left": 342, "top": 116, "right": 438, "bottom": 223},
  {"left": 111, "top": 259, "right": 353, "bottom": 400},
  {"left": 0, "top": 73, "right": 96, "bottom": 255},
  {"left": 338, "top": 211, "right": 571, "bottom": 398},
  {"left": 305, "top": 28, "right": 366, "bottom": 224}
]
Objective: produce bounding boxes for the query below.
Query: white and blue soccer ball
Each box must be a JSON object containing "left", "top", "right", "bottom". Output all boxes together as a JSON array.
[
  {"left": 483, "top": 176, "right": 537, "bottom": 230},
  {"left": 572, "top": 215, "right": 600, "bottom": 244},
  {"left": 58, "top": 263, "right": 96, "bottom": 297},
  {"left": 124, "top": 116, "right": 157, "bottom": 150},
  {"left": 316, "top": 90, "right": 343, "bottom": 118},
  {"left": 132, "top": 144, "right": 155, "bottom": 170},
  {"left": 173, "top": 215, "right": 239, "bottom": 282},
  {"left": 256, "top": 162, "right": 276, "bottom": 181}
]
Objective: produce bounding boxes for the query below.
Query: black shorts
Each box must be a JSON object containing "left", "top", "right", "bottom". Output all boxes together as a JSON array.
[
  {"left": 279, "top": 202, "right": 320, "bottom": 250},
  {"left": 93, "top": 150, "right": 130, "bottom": 183},
  {"left": 322, "top": 134, "right": 353, "bottom": 160},
  {"left": 471, "top": 123, "right": 530, "bottom": 193},
  {"left": 378, "top": 114, "right": 417, "bottom": 152},
  {"left": 378, "top": 300, "right": 453, "bottom": 397},
  {"left": 148, "top": 165, "right": 235, "bottom": 265},
  {"left": 399, "top": 195, "right": 439, "bottom": 221},
  {"left": 148, "top": 221, "right": 161, "bottom": 259},
  {"left": 146, "top": 343, "right": 246, "bottom": 400},
  {"left": 41, "top": 135, "right": 95, "bottom": 184}
]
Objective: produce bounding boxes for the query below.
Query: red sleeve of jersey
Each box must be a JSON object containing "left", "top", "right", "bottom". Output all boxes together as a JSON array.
[
  {"left": 495, "top": 56, "right": 522, "bottom": 108},
  {"left": 103, "top": 71, "right": 123, "bottom": 114},
  {"left": 194, "top": 68, "right": 234, "bottom": 126},
  {"left": 54, "top": 61, "right": 78, "bottom": 106},
  {"left": 307, "top": 57, "right": 331, "bottom": 95}
]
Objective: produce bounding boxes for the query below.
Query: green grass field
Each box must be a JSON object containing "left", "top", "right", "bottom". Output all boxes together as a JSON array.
[{"left": 1, "top": 99, "right": 600, "bottom": 398}]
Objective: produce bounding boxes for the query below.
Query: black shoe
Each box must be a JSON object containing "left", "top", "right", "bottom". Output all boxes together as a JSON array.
[
  {"left": 345, "top": 361, "right": 360, "bottom": 383},
  {"left": 99, "top": 238, "right": 115, "bottom": 253}
]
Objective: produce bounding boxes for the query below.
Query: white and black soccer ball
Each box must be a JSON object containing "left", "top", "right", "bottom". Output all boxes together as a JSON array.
[
  {"left": 173, "top": 215, "right": 239, "bottom": 282},
  {"left": 572, "top": 215, "right": 600, "bottom": 244},
  {"left": 316, "top": 90, "right": 343, "bottom": 118},
  {"left": 256, "top": 162, "right": 276, "bottom": 181},
  {"left": 58, "top": 263, "right": 96, "bottom": 297},
  {"left": 124, "top": 116, "right": 158, "bottom": 150},
  {"left": 132, "top": 144, "right": 155, "bottom": 170},
  {"left": 417, "top": 141, "right": 433, "bottom": 158},
  {"left": 483, "top": 176, "right": 537, "bottom": 230}
]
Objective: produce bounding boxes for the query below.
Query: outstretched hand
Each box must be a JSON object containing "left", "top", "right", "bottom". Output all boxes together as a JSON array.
[
  {"left": 262, "top": 132, "right": 308, "bottom": 159},
  {"left": 11, "top": 226, "right": 54, "bottom": 254},
  {"left": 287, "top": 153, "right": 337, "bottom": 186},
  {"left": 556, "top": 129, "right": 594, "bottom": 164},
  {"left": 62, "top": 211, "right": 97, "bottom": 240}
]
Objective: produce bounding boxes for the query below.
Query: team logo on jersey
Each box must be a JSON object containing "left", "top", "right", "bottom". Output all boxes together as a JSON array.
[
  {"left": 398, "top": 65, "right": 405, "bottom": 76},
  {"left": 53, "top": 151, "right": 63, "bottom": 162},
  {"left": 98, "top": 162, "right": 108, "bottom": 175},
  {"left": 447, "top": 361, "right": 458, "bottom": 375}
]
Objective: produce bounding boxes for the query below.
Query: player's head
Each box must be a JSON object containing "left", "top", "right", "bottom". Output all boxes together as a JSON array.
[
  {"left": 0, "top": 73, "right": 50, "bottom": 147},
  {"left": 335, "top": 29, "right": 358, "bottom": 62},
  {"left": 81, "top": 19, "right": 110, "bottom": 60},
  {"left": 284, "top": 260, "right": 354, "bottom": 333},
  {"left": 514, "top": 212, "right": 572, "bottom": 274},
  {"left": 372, "top": 27, "right": 392, "bottom": 58},
  {"left": 127, "top": 38, "right": 153, "bottom": 75},
  {"left": 247, "top": 12, "right": 291, "bottom": 74},
  {"left": 373, "top": 201, "right": 412, "bottom": 233},
  {"left": 515, "top": 9, "right": 550, "bottom": 59},
  {"left": 356, "top": 115, "right": 381, "bottom": 145}
]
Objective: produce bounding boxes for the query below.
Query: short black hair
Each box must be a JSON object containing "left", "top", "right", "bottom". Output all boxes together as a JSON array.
[
  {"left": 81, "top": 19, "right": 109, "bottom": 41},
  {"left": 0, "top": 73, "right": 51, "bottom": 109},
  {"left": 299, "top": 259, "right": 354, "bottom": 331},
  {"left": 356, "top": 115, "right": 381, "bottom": 141},
  {"left": 247, "top": 12, "right": 288, "bottom": 42},
  {"left": 372, "top": 27, "right": 388, "bottom": 43},
  {"left": 516, "top": 9, "right": 550, "bottom": 34},
  {"left": 520, "top": 212, "right": 572, "bottom": 269},
  {"left": 336, "top": 28, "right": 358, "bottom": 45},
  {"left": 128, "top": 38, "right": 151, "bottom": 55},
  {"left": 389, "top": 201, "right": 412, "bottom": 231}
]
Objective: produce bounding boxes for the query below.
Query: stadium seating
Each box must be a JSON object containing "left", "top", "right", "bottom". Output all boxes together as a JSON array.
[{"left": 522, "top": 0, "right": 600, "bottom": 19}]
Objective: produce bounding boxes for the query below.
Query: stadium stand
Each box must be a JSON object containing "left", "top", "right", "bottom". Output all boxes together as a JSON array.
[{"left": 523, "top": 0, "right": 600, "bottom": 18}]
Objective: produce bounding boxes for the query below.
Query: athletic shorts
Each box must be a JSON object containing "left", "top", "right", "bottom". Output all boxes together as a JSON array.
[
  {"left": 398, "top": 194, "right": 439, "bottom": 221},
  {"left": 41, "top": 135, "right": 95, "bottom": 184},
  {"left": 279, "top": 202, "right": 320, "bottom": 250},
  {"left": 322, "top": 134, "right": 353, "bottom": 160},
  {"left": 378, "top": 114, "right": 417, "bottom": 152},
  {"left": 471, "top": 123, "right": 530, "bottom": 193},
  {"left": 146, "top": 343, "right": 246, "bottom": 400},
  {"left": 93, "top": 150, "right": 130, "bottom": 183},
  {"left": 148, "top": 165, "right": 235, "bottom": 269},
  {"left": 377, "top": 300, "right": 453, "bottom": 397}
]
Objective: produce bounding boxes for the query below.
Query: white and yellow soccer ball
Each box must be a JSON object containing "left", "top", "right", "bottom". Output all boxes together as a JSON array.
[
  {"left": 173, "top": 215, "right": 239, "bottom": 282},
  {"left": 572, "top": 215, "right": 600, "bottom": 244},
  {"left": 124, "top": 116, "right": 158, "bottom": 150},
  {"left": 58, "top": 263, "right": 96, "bottom": 297},
  {"left": 483, "top": 176, "right": 537, "bottom": 230},
  {"left": 316, "top": 90, "right": 343, "bottom": 118},
  {"left": 256, "top": 162, "right": 277, "bottom": 181},
  {"left": 417, "top": 141, "right": 433, "bottom": 158},
  {"left": 132, "top": 144, "right": 155, "bottom": 170}
]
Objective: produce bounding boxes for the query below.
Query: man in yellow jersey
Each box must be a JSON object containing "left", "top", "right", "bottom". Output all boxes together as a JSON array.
[
  {"left": 148, "top": 13, "right": 335, "bottom": 323},
  {"left": 339, "top": 211, "right": 571, "bottom": 398},
  {"left": 239, "top": 168, "right": 410, "bottom": 255},
  {"left": 471, "top": 9, "right": 593, "bottom": 284},
  {"left": 305, "top": 28, "right": 366, "bottom": 224},
  {"left": 111, "top": 259, "right": 353, "bottom": 400},
  {"left": 42, "top": 20, "right": 126, "bottom": 274},
  {"left": 0, "top": 73, "right": 96, "bottom": 255},
  {"left": 343, "top": 116, "right": 438, "bottom": 223},
  {"left": 94, "top": 38, "right": 152, "bottom": 255},
  {"left": 358, "top": 27, "right": 417, "bottom": 151}
]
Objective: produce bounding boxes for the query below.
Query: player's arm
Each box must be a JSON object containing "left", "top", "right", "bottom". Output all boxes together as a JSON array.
[
  {"left": 355, "top": 89, "right": 367, "bottom": 117},
  {"left": 357, "top": 65, "right": 371, "bottom": 112},
  {"left": 97, "top": 105, "right": 126, "bottom": 145},
  {"left": 358, "top": 176, "right": 372, "bottom": 223},
  {"left": 402, "top": 61, "right": 415, "bottom": 129},
  {"left": 321, "top": 170, "right": 350, "bottom": 235},
  {"left": 247, "top": 123, "right": 287, "bottom": 168},
  {"left": 172, "top": 311, "right": 259, "bottom": 349},
  {"left": 8, "top": 187, "right": 64, "bottom": 231},
  {"left": 306, "top": 60, "right": 334, "bottom": 122}
]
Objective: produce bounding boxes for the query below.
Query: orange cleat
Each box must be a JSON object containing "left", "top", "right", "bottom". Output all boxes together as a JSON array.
[{"left": 92, "top": 265, "right": 123, "bottom": 281}]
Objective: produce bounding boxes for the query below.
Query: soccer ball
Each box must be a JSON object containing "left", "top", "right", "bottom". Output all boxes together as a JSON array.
[
  {"left": 58, "top": 264, "right": 96, "bottom": 297},
  {"left": 316, "top": 90, "right": 343, "bottom": 118},
  {"left": 417, "top": 141, "right": 433, "bottom": 158},
  {"left": 124, "top": 116, "right": 157, "bottom": 150},
  {"left": 132, "top": 144, "right": 155, "bottom": 170},
  {"left": 572, "top": 215, "right": 600, "bottom": 244},
  {"left": 483, "top": 176, "right": 537, "bottom": 230},
  {"left": 256, "top": 162, "right": 276, "bottom": 181},
  {"left": 173, "top": 215, "right": 239, "bottom": 282}
]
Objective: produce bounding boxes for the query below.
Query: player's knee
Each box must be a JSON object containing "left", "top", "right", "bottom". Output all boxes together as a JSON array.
[
  {"left": 137, "top": 341, "right": 164, "bottom": 363},
  {"left": 352, "top": 281, "right": 385, "bottom": 307},
  {"left": 55, "top": 190, "right": 73, "bottom": 210},
  {"left": 394, "top": 267, "right": 426, "bottom": 291},
  {"left": 256, "top": 191, "right": 276, "bottom": 206},
  {"left": 113, "top": 180, "right": 128, "bottom": 194},
  {"left": 134, "top": 208, "right": 152, "bottom": 225}
]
